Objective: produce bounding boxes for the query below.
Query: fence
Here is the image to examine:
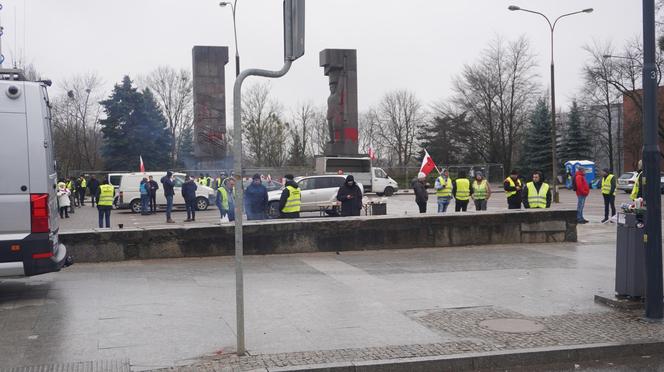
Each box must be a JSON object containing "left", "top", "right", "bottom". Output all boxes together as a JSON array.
[{"left": 384, "top": 163, "right": 505, "bottom": 188}]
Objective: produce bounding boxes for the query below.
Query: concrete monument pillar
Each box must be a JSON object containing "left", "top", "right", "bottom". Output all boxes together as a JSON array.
[
  {"left": 192, "top": 46, "right": 229, "bottom": 167},
  {"left": 320, "top": 49, "right": 358, "bottom": 156}
]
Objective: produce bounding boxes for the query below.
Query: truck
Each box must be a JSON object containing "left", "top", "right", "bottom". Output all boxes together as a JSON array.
[
  {"left": 314, "top": 156, "right": 398, "bottom": 196},
  {"left": 0, "top": 69, "right": 71, "bottom": 277}
]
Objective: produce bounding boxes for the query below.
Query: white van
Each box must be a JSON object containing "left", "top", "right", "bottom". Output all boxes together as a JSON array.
[
  {"left": 116, "top": 172, "right": 215, "bottom": 213},
  {"left": 0, "top": 69, "right": 70, "bottom": 277},
  {"left": 315, "top": 156, "right": 399, "bottom": 196}
]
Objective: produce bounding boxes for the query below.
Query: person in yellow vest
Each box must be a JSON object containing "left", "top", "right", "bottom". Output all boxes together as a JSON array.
[
  {"left": 217, "top": 178, "right": 236, "bottom": 223},
  {"left": 600, "top": 168, "right": 616, "bottom": 223},
  {"left": 96, "top": 179, "right": 115, "bottom": 228},
  {"left": 523, "top": 171, "right": 551, "bottom": 209},
  {"left": 78, "top": 175, "right": 88, "bottom": 206},
  {"left": 630, "top": 160, "right": 644, "bottom": 201},
  {"left": 471, "top": 171, "right": 492, "bottom": 211},
  {"left": 435, "top": 168, "right": 453, "bottom": 213},
  {"left": 504, "top": 170, "right": 523, "bottom": 209},
  {"left": 452, "top": 172, "right": 472, "bottom": 212},
  {"left": 279, "top": 174, "right": 301, "bottom": 218}
]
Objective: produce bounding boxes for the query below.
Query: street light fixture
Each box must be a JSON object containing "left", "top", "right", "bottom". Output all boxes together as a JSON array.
[
  {"left": 509, "top": 5, "right": 593, "bottom": 203},
  {"left": 220, "top": 0, "right": 240, "bottom": 77}
]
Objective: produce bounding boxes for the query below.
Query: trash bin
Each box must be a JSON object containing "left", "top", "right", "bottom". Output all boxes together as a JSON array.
[
  {"left": 615, "top": 212, "right": 646, "bottom": 297},
  {"left": 371, "top": 203, "right": 387, "bottom": 216}
]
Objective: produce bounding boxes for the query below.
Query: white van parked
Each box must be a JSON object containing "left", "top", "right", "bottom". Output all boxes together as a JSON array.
[
  {"left": 0, "top": 69, "right": 70, "bottom": 277},
  {"left": 115, "top": 172, "right": 215, "bottom": 213}
]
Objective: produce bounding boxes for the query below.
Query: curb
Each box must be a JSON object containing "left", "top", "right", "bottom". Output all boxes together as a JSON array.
[{"left": 265, "top": 341, "right": 664, "bottom": 372}]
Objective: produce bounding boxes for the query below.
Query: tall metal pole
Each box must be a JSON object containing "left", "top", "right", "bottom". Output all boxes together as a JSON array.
[
  {"left": 508, "top": 6, "right": 593, "bottom": 203},
  {"left": 549, "top": 29, "right": 558, "bottom": 203},
  {"left": 642, "top": 0, "right": 663, "bottom": 320},
  {"left": 231, "top": 0, "right": 240, "bottom": 77},
  {"left": 0, "top": 3, "right": 4, "bottom": 67}
]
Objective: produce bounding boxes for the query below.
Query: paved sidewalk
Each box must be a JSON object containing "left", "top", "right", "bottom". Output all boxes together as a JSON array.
[{"left": 2, "top": 221, "right": 662, "bottom": 371}]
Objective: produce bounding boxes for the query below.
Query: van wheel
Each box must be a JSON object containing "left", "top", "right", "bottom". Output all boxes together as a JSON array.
[
  {"left": 267, "top": 201, "right": 280, "bottom": 219},
  {"left": 195, "top": 197, "right": 209, "bottom": 211},
  {"left": 130, "top": 199, "right": 141, "bottom": 213},
  {"left": 384, "top": 187, "right": 395, "bottom": 197}
]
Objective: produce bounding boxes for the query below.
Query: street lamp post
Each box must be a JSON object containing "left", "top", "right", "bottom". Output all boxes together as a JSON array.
[
  {"left": 509, "top": 5, "right": 593, "bottom": 203},
  {"left": 641, "top": 0, "right": 663, "bottom": 320},
  {"left": 220, "top": 1, "right": 240, "bottom": 77}
]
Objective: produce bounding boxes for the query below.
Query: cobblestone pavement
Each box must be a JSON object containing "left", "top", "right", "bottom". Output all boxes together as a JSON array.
[{"left": 155, "top": 306, "right": 664, "bottom": 371}]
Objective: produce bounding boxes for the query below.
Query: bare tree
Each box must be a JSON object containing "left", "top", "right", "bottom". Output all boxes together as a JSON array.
[
  {"left": 51, "top": 73, "right": 105, "bottom": 174},
  {"left": 144, "top": 66, "right": 193, "bottom": 168},
  {"left": 287, "top": 102, "right": 319, "bottom": 164},
  {"left": 375, "top": 90, "right": 426, "bottom": 166},
  {"left": 242, "top": 82, "right": 288, "bottom": 166},
  {"left": 359, "top": 109, "right": 384, "bottom": 160},
  {"left": 452, "top": 35, "right": 539, "bottom": 173},
  {"left": 308, "top": 105, "right": 329, "bottom": 156}
]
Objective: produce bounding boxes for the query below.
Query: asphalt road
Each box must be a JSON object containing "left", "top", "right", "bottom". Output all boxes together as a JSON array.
[{"left": 58, "top": 188, "right": 636, "bottom": 232}]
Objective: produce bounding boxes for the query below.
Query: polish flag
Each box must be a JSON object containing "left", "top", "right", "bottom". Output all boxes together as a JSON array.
[
  {"left": 368, "top": 146, "right": 377, "bottom": 161},
  {"left": 139, "top": 155, "right": 145, "bottom": 173},
  {"left": 419, "top": 149, "right": 437, "bottom": 176}
]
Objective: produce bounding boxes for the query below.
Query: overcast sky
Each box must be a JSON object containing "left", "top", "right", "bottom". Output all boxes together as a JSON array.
[{"left": 0, "top": 0, "right": 644, "bottom": 114}]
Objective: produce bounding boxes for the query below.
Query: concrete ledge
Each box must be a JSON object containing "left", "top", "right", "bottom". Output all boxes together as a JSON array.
[
  {"left": 267, "top": 341, "right": 664, "bottom": 372},
  {"left": 60, "top": 210, "right": 577, "bottom": 263}
]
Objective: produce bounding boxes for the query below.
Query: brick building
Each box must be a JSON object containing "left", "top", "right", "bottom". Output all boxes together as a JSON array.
[{"left": 622, "top": 86, "right": 664, "bottom": 172}]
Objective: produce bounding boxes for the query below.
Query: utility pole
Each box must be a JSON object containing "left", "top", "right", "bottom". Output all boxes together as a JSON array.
[
  {"left": 233, "top": 0, "right": 305, "bottom": 355},
  {"left": 0, "top": 3, "right": 5, "bottom": 67},
  {"left": 642, "top": 0, "right": 663, "bottom": 320}
]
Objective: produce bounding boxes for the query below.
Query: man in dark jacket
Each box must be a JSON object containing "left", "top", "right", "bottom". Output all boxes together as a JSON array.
[
  {"left": 279, "top": 174, "right": 301, "bottom": 218},
  {"left": 182, "top": 176, "right": 198, "bottom": 222},
  {"left": 88, "top": 175, "right": 100, "bottom": 207},
  {"left": 504, "top": 169, "right": 523, "bottom": 209},
  {"left": 523, "top": 171, "right": 552, "bottom": 209},
  {"left": 336, "top": 175, "right": 363, "bottom": 216},
  {"left": 245, "top": 174, "right": 268, "bottom": 220},
  {"left": 161, "top": 171, "right": 176, "bottom": 223},
  {"left": 413, "top": 172, "right": 428, "bottom": 213},
  {"left": 148, "top": 175, "right": 160, "bottom": 214}
]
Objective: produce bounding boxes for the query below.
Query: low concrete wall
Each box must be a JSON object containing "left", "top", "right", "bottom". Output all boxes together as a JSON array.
[{"left": 60, "top": 210, "right": 577, "bottom": 263}]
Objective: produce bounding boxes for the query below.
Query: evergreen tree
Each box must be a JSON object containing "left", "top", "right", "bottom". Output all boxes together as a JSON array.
[
  {"left": 418, "top": 112, "right": 476, "bottom": 165},
  {"left": 519, "top": 98, "right": 552, "bottom": 179},
  {"left": 100, "top": 76, "right": 171, "bottom": 171},
  {"left": 177, "top": 126, "right": 194, "bottom": 168},
  {"left": 560, "top": 100, "right": 592, "bottom": 162},
  {"left": 288, "top": 131, "right": 306, "bottom": 166}
]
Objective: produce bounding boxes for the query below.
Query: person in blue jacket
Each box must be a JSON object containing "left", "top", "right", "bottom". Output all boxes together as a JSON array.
[
  {"left": 244, "top": 174, "right": 268, "bottom": 220},
  {"left": 182, "top": 175, "right": 198, "bottom": 222},
  {"left": 139, "top": 178, "right": 150, "bottom": 215}
]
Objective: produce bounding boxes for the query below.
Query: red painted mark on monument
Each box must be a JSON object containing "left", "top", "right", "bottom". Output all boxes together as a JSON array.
[{"left": 344, "top": 128, "right": 358, "bottom": 141}]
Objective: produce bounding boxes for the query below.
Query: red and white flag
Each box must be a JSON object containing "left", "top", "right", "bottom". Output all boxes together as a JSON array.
[
  {"left": 139, "top": 155, "right": 145, "bottom": 173},
  {"left": 419, "top": 149, "right": 437, "bottom": 176},
  {"left": 368, "top": 146, "right": 377, "bottom": 161}
]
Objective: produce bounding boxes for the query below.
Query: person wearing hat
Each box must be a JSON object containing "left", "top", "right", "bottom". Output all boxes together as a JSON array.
[
  {"left": 471, "top": 171, "right": 491, "bottom": 211},
  {"left": 336, "top": 175, "right": 363, "bottom": 216},
  {"left": 504, "top": 169, "right": 523, "bottom": 209},
  {"left": 245, "top": 174, "right": 268, "bottom": 220},
  {"left": 600, "top": 168, "right": 616, "bottom": 223},
  {"left": 56, "top": 181, "right": 71, "bottom": 218},
  {"left": 413, "top": 172, "right": 429, "bottom": 214},
  {"left": 279, "top": 174, "right": 301, "bottom": 218},
  {"left": 217, "top": 177, "right": 236, "bottom": 222}
]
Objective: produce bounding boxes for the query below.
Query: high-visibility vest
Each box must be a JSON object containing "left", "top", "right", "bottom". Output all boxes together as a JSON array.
[
  {"left": 98, "top": 184, "right": 115, "bottom": 206},
  {"left": 282, "top": 186, "right": 301, "bottom": 213},
  {"left": 504, "top": 177, "right": 522, "bottom": 198},
  {"left": 217, "top": 187, "right": 230, "bottom": 210},
  {"left": 66, "top": 181, "right": 73, "bottom": 190},
  {"left": 204, "top": 177, "right": 211, "bottom": 187},
  {"left": 631, "top": 172, "right": 642, "bottom": 201},
  {"left": 455, "top": 178, "right": 470, "bottom": 201},
  {"left": 473, "top": 180, "right": 488, "bottom": 200},
  {"left": 526, "top": 182, "right": 550, "bottom": 209},
  {"left": 436, "top": 177, "right": 452, "bottom": 197},
  {"left": 601, "top": 174, "right": 615, "bottom": 196},
  {"left": 80, "top": 178, "right": 87, "bottom": 188}
]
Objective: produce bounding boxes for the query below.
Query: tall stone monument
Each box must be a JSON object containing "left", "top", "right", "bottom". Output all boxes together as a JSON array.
[
  {"left": 192, "top": 46, "right": 229, "bottom": 167},
  {"left": 320, "top": 49, "right": 358, "bottom": 156}
]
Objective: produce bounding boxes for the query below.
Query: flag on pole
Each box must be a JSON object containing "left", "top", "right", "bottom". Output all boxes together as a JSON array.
[
  {"left": 419, "top": 149, "right": 437, "bottom": 176},
  {"left": 368, "top": 145, "right": 377, "bottom": 161},
  {"left": 139, "top": 155, "right": 145, "bottom": 173}
]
